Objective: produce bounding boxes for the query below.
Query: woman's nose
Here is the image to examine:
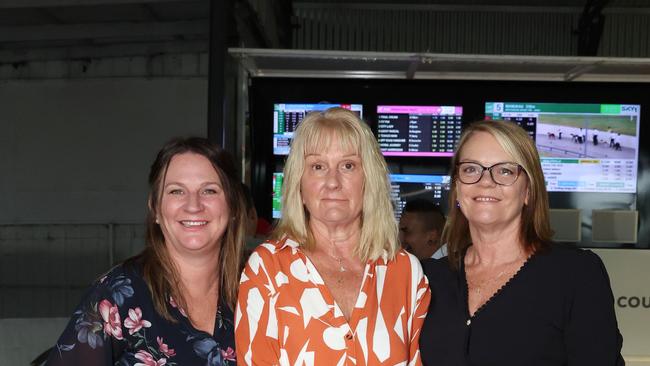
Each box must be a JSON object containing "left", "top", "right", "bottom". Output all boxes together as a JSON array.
[{"left": 184, "top": 192, "right": 204, "bottom": 212}]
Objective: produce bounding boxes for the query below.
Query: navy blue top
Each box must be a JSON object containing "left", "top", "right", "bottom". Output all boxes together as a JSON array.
[
  {"left": 420, "top": 244, "right": 624, "bottom": 366},
  {"left": 45, "top": 261, "right": 236, "bottom": 366}
]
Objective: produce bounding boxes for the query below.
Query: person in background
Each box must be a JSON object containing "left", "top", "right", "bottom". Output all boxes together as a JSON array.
[
  {"left": 46, "top": 137, "right": 246, "bottom": 366},
  {"left": 419, "top": 120, "right": 623, "bottom": 366},
  {"left": 399, "top": 199, "right": 447, "bottom": 260},
  {"left": 235, "top": 107, "right": 430, "bottom": 365},
  {"left": 241, "top": 183, "right": 266, "bottom": 251}
]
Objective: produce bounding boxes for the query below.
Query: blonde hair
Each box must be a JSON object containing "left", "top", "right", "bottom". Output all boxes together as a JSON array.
[
  {"left": 273, "top": 107, "right": 398, "bottom": 262},
  {"left": 443, "top": 120, "right": 552, "bottom": 269}
]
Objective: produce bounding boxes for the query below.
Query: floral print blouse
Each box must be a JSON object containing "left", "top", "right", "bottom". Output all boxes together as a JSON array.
[
  {"left": 235, "top": 237, "right": 431, "bottom": 366},
  {"left": 45, "top": 262, "right": 236, "bottom": 366}
]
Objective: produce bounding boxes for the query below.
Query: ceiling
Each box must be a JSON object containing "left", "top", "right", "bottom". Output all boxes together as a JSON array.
[
  {"left": 2, "top": 0, "right": 647, "bottom": 54},
  {"left": 0, "top": 0, "right": 210, "bottom": 63},
  {"left": 294, "top": 0, "right": 647, "bottom": 5},
  {"left": 1, "top": 0, "right": 649, "bottom": 77}
]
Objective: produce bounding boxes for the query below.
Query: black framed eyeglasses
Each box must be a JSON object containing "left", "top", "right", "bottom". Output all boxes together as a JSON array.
[{"left": 456, "top": 161, "right": 523, "bottom": 186}]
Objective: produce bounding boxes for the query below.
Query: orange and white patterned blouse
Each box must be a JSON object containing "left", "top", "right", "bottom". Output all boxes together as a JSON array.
[{"left": 235, "top": 237, "right": 431, "bottom": 366}]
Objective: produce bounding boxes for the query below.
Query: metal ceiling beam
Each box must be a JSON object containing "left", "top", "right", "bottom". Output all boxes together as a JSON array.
[
  {"left": 141, "top": 4, "right": 162, "bottom": 21},
  {"left": 0, "top": 0, "right": 201, "bottom": 8},
  {"left": 576, "top": 0, "right": 610, "bottom": 56},
  {"left": 0, "top": 20, "right": 208, "bottom": 42},
  {"left": 36, "top": 8, "right": 66, "bottom": 24},
  {"left": 0, "top": 40, "right": 207, "bottom": 64},
  {"left": 228, "top": 48, "right": 650, "bottom": 83}
]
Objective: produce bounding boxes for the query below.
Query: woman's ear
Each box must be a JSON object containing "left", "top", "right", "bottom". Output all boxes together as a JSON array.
[
  {"left": 524, "top": 186, "right": 530, "bottom": 206},
  {"left": 148, "top": 195, "right": 159, "bottom": 222}
]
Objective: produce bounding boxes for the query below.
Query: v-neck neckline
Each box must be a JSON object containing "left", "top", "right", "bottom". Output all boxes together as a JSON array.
[
  {"left": 300, "top": 248, "right": 372, "bottom": 332},
  {"left": 462, "top": 250, "right": 535, "bottom": 319}
]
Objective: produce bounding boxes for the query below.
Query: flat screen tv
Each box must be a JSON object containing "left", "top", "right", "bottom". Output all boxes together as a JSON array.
[
  {"left": 377, "top": 105, "right": 463, "bottom": 157},
  {"left": 390, "top": 174, "right": 451, "bottom": 219},
  {"left": 485, "top": 102, "right": 641, "bottom": 193},
  {"left": 271, "top": 172, "right": 284, "bottom": 219},
  {"left": 273, "top": 103, "right": 363, "bottom": 155}
]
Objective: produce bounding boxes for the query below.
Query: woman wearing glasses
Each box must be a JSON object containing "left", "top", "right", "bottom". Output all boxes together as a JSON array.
[{"left": 419, "top": 121, "right": 623, "bottom": 366}]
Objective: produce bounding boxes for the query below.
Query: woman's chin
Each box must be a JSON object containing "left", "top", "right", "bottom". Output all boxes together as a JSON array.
[
  {"left": 313, "top": 212, "right": 359, "bottom": 226},
  {"left": 467, "top": 215, "right": 504, "bottom": 229}
]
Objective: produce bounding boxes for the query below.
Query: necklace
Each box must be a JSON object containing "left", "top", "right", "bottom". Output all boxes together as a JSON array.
[
  {"left": 331, "top": 254, "right": 346, "bottom": 273},
  {"left": 329, "top": 240, "right": 347, "bottom": 273},
  {"left": 466, "top": 255, "right": 526, "bottom": 305},
  {"left": 467, "top": 266, "right": 517, "bottom": 299},
  {"left": 326, "top": 240, "right": 347, "bottom": 287}
]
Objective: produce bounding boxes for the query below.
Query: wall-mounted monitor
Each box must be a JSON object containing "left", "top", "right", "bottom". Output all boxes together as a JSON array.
[
  {"left": 271, "top": 172, "right": 284, "bottom": 219},
  {"left": 377, "top": 105, "right": 463, "bottom": 157},
  {"left": 273, "top": 103, "right": 363, "bottom": 155},
  {"left": 390, "top": 174, "right": 451, "bottom": 219},
  {"left": 485, "top": 102, "right": 641, "bottom": 193}
]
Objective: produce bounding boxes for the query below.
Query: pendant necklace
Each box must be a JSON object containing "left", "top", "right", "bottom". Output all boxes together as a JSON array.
[
  {"left": 330, "top": 242, "right": 347, "bottom": 273},
  {"left": 329, "top": 240, "right": 347, "bottom": 286},
  {"left": 467, "top": 252, "right": 525, "bottom": 304},
  {"left": 468, "top": 266, "right": 515, "bottom": 301}
]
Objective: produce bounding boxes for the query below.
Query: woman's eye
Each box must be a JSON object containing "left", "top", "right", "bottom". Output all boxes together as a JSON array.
[
  {"left": 499, "top": 168, "right": 514, "bottom": 176},
  {"left": 342, "top": 162, "right": 355, "bottom": 170},
  {"left": 202, "top": 188, "right": 218, "bottom": 195},
  {"left": 312, "top": 163, "right": 324, "bottom": 170},
  {"left": 169, "top": 189, "right": 184, "bottom": 195},
  {"left": 463, "top": 166, "right": 477, "bottom": 174}
]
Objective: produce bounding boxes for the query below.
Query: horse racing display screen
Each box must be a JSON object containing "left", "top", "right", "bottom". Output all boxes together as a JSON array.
[
  {"left": 273, "top": 103, "right": 363, "bottom": 155},
  {"left": 485, "top": 102, "right": 641, "bottom": 193},
  {"left": 376, "top": 105, "right": 463, "bottom": 157}
]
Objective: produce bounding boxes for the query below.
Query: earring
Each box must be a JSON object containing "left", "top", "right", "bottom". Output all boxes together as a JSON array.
[
  {"left": 155, "top": 218, "right": 159, "bottom": 224},
  {"left": 456, "top": 200, "right": 461, "bottom": 208}
]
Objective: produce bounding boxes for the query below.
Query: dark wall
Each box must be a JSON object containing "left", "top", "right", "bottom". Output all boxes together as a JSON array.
[{"left": 249, "top": 77, "right": 650, "bottom": 249}]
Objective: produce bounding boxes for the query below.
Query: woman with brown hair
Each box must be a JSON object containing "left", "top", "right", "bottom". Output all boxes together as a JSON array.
[
  {"left": 419, "top": 120, "right": 623, "bottom": 366},
  {"left": 46, "top": 137, "right": 245, "bottom": 365}
]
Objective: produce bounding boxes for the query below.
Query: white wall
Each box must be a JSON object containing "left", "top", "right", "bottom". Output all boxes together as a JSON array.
[
  {"left": 596, "top": 249, "right": 650, "bottom": 364},
  {"left": 0, "top": 78, "right": 208, "bottom": 322},
  {"left": 0, "top": 317, "right": 69, "bottom": 365},
  {"left": 0, "top": 78, "right": 207, "bottom": 224}
]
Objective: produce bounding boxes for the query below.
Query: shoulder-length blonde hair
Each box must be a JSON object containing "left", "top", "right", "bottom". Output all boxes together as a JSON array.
[
  {"left": 127, "top": 137, "right": 245, "bottom": 321},
  {"left": 443, "top": 120, "right": 553, "bottom": 269},
  {"left": 273, "top": 107, "right": 398, "bottom": 262}
]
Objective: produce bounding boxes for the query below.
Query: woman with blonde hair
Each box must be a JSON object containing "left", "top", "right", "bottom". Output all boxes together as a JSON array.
[
  {"left": 419, "top": 120, "right": 623, "bottom": 365},
  {"left": 236, "top": 107, "right": 430, "bottom": 365},
  {"left": 47, "top": 137, "right": 245, "bottom": 365}
]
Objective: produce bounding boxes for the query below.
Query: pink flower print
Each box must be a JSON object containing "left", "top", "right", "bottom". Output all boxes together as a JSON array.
[
  {"left": 157, "top": 336, "right": 176, "bottom": 358},
  {"left": 221, "top": 347, "right": 236, "bottom": 361},
  {"left": 134, "top": 350, "right": 167, "bottom": 366},
  {"left": 124, "top": 307, "right": 152, "bottom": 335},
  {"left": 168, "top": 296, "right": 188, "bottom": 317},
  {"left": 98, "top": 299, "right": 123, "bottom": 340}
]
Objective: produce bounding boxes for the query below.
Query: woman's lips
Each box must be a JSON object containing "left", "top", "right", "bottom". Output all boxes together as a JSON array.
[
  {"left": 473, "top": 196, "right": 500, "bottom": 202},
  {"left": 179, "top": 220, "right": 208, "bottom": 228}
]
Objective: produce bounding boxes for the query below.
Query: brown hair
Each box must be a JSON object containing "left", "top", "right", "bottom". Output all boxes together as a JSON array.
[
  {"left": 443, "top": 120, "right": 552, "bottom": 269},
  {"left": 128, "top": 137, "right": 245, "bottom": 320}
]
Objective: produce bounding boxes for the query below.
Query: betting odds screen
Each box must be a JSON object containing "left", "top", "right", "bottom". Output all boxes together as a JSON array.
[
  {"left": 273, "top": 103, "right": 363, "bottom": 155},
  {"left": 377, "top": 105, "right": 463, "bottom": 157},
  {"left": 271, "top": 172, "right": 284, "bottom": 219},
  {"left": 390, "top": 174, "right": 451, "bottom": 219},
  {"left": 485, "top": 102, "right": 641, "bottom": 193}
]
